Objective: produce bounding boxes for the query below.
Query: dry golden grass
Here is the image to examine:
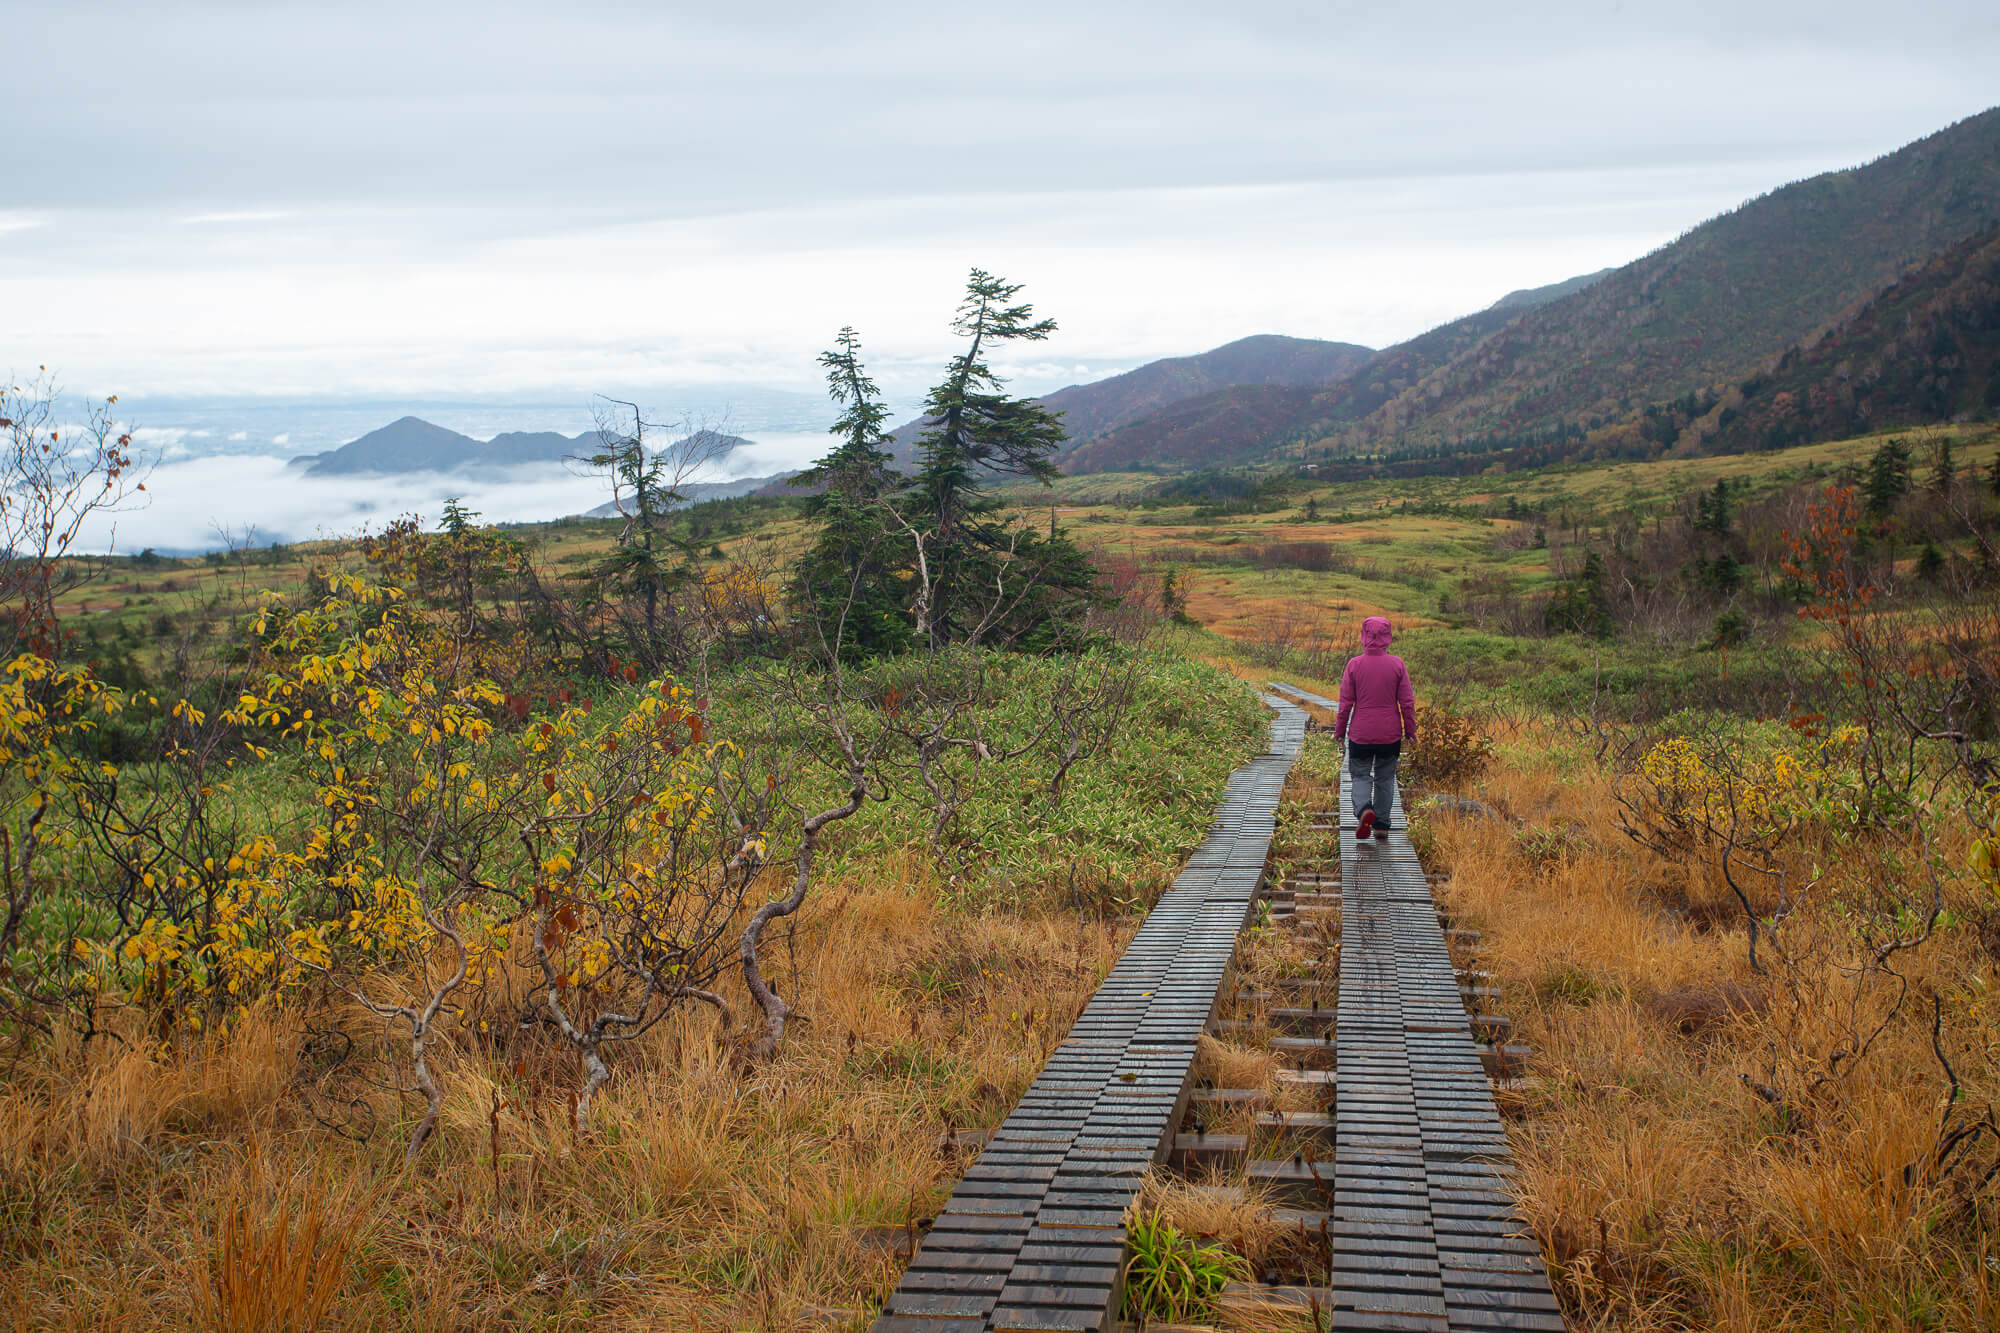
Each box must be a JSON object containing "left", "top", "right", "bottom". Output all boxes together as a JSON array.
[
  {"left": 0, "top": 869, "right": 1130, "bottom": 1331},
  {"left": 1139, "top": 1173, "right": 1306, "bottom": 1276},
  {"left": 1431, "top": 724, "right": 2000, "bottom": 1332}
]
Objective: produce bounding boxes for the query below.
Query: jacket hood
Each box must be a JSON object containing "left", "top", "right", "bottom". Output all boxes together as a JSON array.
[{"left": 1361, "top": 616, "right": 1393, "bottom": 654}]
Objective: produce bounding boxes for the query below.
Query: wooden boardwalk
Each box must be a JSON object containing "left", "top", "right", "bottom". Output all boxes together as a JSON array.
[
  {"left": 1273, "top": 681, "right": 1564, "bottom": 1332},
  {"left": 869, "top": 684, "right": 1564, "bottom": 1331},
  {"left": 870, "top": 695, "right": 1306, "bottom": 1332}
]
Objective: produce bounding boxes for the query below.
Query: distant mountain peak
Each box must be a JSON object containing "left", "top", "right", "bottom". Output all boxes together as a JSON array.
[
  {"left": 880, "top": 332, "right": 1375, "bottom": 468},
  {"left": 1069, "top": 104, "right": 2000, "bottom": 474},
  {"left": 299, "top": 417, "right": 750, "bottom": 477},
  {"left": 1486, "top": 268, "right": 1616, "bottom": 311}
]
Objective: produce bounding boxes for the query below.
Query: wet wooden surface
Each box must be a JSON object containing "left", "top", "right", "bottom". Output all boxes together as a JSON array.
[{"left": 870, "top": 695, "right": 1306, "bottom": 1333}]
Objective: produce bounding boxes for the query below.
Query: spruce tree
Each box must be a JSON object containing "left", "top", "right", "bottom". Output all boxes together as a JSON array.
[
  {"left": 1695, "top": 478, "right": 1733, "bottom": 534},
  {"left": 1864, "top": 438, "right": 1912, "bottom": 517},
  {"left": 789, "top": 328, "right": 914, "bottom": 660},
  {"left": 1545, "top": 550, "right": 1612, "bottom": 637},
  {"left": 908, "top": 270, "right": 1094, "bottom": 648},
  {"left": 1929, "top": 438, "right": 1956, "bottom": 493}
]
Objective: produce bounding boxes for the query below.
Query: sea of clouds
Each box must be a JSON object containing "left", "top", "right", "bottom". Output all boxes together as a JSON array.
[{"left": 70, "top": 430, "right": 839, "bottom": 555}]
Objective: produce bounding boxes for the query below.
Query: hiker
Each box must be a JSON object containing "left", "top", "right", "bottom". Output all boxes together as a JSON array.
[{"left": 1333, "top": 615, "right": 1417, "bottom": 842}]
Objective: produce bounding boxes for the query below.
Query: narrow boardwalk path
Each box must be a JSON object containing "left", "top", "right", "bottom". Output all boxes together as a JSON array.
[
  {"left": 1273, "top": 682, "right": 1564, "bottom": 1332},
  {"left": 870, "top": 696, "right": 1306, "bottom": 1333}
]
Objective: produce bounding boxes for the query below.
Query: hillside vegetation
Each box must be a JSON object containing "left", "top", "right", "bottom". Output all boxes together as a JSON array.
[
  {"left": 1708, "top": 220, "right": 2000, "bottom": 452},
  {"left": 1310, "top": 106, "right": 2000, "bottom": 456},
  {"left": 1049, "top": 106, "right": 2000, "bottom": 483},
  {"left": 11, "top": 235, "right": 2000, "bottom": 1329}
]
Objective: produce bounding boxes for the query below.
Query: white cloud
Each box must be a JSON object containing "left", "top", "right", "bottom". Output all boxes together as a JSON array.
[
  {"left": 179, "top": 210, "right": 295, "bottom": 225},
  {"left": 270, "top": 433, "right": 289, "bottom": 444},
  {"left": 227, "top": 430, "right": 247, "bottom": 441},
  {"left": 127, "top": 424, "right": 211, "bottom": 459},
  {"left": 66, "top": 438, "right": 826, "bottom": 554},
  {"left": 71, "top": 456, "right": 607, "bottom": 553}
]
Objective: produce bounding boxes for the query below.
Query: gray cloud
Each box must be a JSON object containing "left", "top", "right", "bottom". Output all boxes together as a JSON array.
[
  {"left": 5, "top": 2, "right": 1997, "bottom": 403},
  {"left": 13, "top": 2, "right": 1994, "bottom": 211}
]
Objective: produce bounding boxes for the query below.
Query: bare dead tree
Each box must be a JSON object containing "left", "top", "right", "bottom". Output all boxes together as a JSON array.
[
  {"left": 1, "top": 370, "right": 151, "bottom": 661},
  {"left": 573, "top": 400, "right": 739, "bottom": 670},
  {"left": 735, "top": 720, "right": 876, "bottom": 1061}
]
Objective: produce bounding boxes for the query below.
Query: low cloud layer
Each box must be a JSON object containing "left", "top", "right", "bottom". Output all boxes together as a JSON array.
[{"left": 75, "top": 432, "right": 833, "bottom": 555}]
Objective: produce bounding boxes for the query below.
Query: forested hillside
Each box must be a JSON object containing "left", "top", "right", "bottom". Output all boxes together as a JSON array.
[
  {"left": 1055, "top": 107, "right": 2000, "bottom": 477},
  {"left": 1310, "top": 105, "right": 2000, "bottom": 455},
  {"left": 1707, "top": 220, "right": 2000, "bottom": 451}
]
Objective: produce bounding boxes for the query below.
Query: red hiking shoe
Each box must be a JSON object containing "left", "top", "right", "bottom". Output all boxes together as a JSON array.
[{"left": 1355, "top": 808, "right": 1376, "bottom": 841}]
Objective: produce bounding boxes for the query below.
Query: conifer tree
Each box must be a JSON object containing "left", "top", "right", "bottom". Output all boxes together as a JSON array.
[
  {"left": 906, "top": 269, "right": 1094, "bottom": 647},
  {"left": 789, "top": 328, "right": 913, "bottom": 660},
  {"left": 1864, "top": 438, "right": 1912, "bottom": 517},
  {"left": 1695, "top": 478, "right": 1733, "bottom": 534},
  {"left": 1930, "top": 438, "right": 1957, "bottom": 493}
]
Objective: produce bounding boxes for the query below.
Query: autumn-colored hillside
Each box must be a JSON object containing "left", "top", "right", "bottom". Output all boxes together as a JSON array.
[{"left": 1309, "top": 105, "right": 2000, "bottom": 455}]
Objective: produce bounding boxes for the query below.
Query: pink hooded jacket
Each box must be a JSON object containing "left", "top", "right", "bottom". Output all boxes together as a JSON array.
[{"left": 1334, "top": 616, "right": 1417, "bottom": 745}]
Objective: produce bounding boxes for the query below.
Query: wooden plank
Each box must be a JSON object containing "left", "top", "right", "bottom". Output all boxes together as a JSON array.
[
  {"left": 869, "top": 697, "right": 1306, "bottom": 1333},
  {"left": 1265, "top": 681, "right": 1566, "bottom": 1333}
]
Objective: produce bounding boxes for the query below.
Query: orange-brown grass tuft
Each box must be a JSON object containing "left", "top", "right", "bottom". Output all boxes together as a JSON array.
[
  {"left": 1139, "top": 1171, "right": 1310, "bottom": 1274},
  {"left": 204, "top": 1161, "right": 369, "bottom": 1333},
  {"left": 0, "top": 873, "right": 1129, "bottom": 1331},
  {"left": 1431, "top": 722, "right": 2000, "bottom": 1332}
]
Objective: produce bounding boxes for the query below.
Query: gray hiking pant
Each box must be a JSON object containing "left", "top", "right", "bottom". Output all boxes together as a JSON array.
[{"left": 1347, "top": 741, "right": 1401, "bottom": 826}]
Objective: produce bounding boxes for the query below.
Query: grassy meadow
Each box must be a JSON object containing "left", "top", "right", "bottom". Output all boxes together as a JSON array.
[{"left": 8, "top": 422, "right": 2000, "bottom": 1330}]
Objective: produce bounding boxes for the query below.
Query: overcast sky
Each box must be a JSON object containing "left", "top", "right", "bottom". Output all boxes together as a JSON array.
[{"left": 5, "top": 1, "right": 1998, "bottom": 405}]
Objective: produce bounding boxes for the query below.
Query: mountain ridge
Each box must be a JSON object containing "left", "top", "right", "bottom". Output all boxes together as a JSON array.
[
  {"left": 1303, "top": 105, "right": 2000, "bottom": 458},
  {"left": 295, "top": 417, "right": 751, "bottom": 476},
  {"left": 878, "top": 333, "right": 1374, "bottom": 469},
  {"left": 1703, "top": 218, "right": 2000, "bottom": 452},
  {"left": 1061, "top": 105, "right": 2000, "bottom": 476},
  {"left": 1057, "top": 269, "right": 1620, "bottom": 473}
]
